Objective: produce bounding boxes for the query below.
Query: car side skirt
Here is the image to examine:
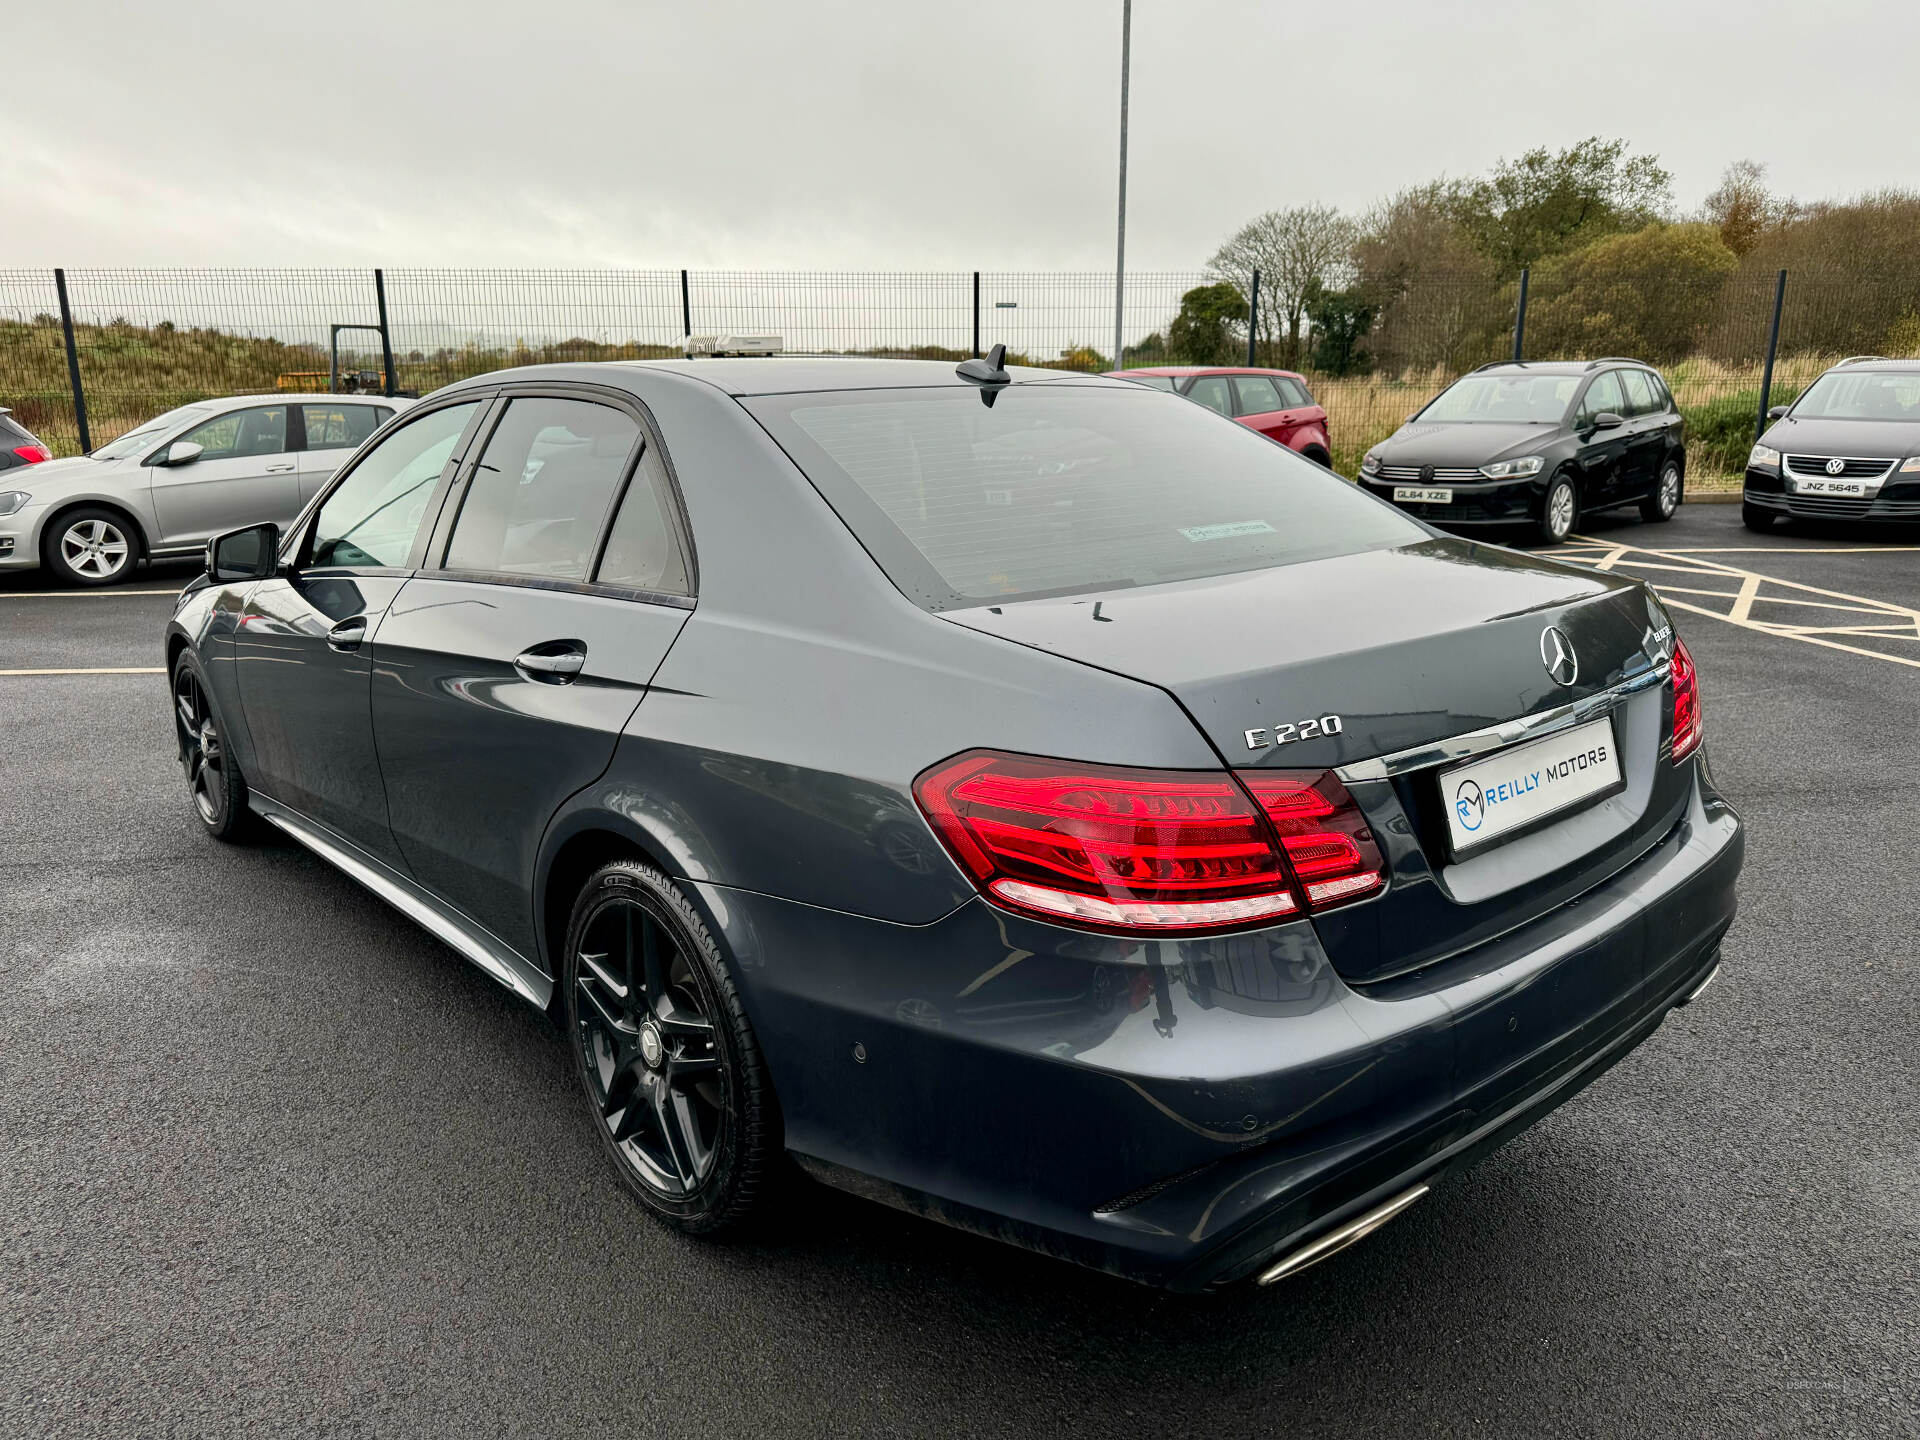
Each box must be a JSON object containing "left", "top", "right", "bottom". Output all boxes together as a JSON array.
[{"left": 250, "top": 791, "right": 551, "bottom": 1008}]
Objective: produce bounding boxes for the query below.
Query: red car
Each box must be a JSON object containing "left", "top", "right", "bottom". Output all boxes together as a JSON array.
[{"left": 1104, "top": 366, "right": 1332, "bottom": 466}]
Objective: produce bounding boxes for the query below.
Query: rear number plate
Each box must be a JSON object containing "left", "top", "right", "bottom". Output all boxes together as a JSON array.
[
  {"left": 1394, "top": 486, "right": 1453, "bottom": 504},
  {"left": 1440, "top": 716, "right": 1622, "bottom": 855},
  {"left": 1791, "top": 477, "right": 1867, "bottom": 497}
]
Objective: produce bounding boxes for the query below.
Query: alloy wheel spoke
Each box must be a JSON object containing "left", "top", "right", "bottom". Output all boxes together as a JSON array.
[
  {"left": 650, "top": 1080, "right": 697, "bottom": 1187},
  {"left": 667, "top": 1050, "right": 721, "bottom": 1083},
  {"left": 637, "top": 909, "right": 669, "bottom": 1011},
  {"left": 576, "top": 970, "right": 635, "bottom": 1038}
]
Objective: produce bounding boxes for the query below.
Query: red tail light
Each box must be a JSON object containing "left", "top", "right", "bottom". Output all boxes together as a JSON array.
[
  {"left": 11, "top": 444, "right": 50, "bottom": 465},
  {"left": 1244, "top": 771, "right": 1386, "bottom": 908},
  {"left": 912, "top": 750, "right": 1384, "bottom": 935},
  {"left": 1669, "top": 637, "right": 1704, "bottom": 761}
]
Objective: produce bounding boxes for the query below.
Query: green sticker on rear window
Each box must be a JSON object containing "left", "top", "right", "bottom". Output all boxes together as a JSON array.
[{"left": 1179, "top": 520, "right": 1275, "bottom": 543}]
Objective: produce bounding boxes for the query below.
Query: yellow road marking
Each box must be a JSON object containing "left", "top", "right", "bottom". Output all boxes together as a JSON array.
[
  {"left": 1727, "top": 573, "right": 1763, "bottom": 624},
  {"left": 0, "top": 666, "right": 165, "bottom": 676}
]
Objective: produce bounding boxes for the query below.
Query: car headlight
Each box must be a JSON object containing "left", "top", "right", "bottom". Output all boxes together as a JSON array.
[
  {"left": 0, "top": 491, "right": 30, "bottom": 517},
  {"left": 1360, "top": 451, "right": 1381, "bottom": 474},
  {"left": 1901, "top": 456, "right": 1920, "bottom": 474},
  {"left": 1479, "top": 456, "right": 1544, "bottom": 481},
  {"left": 1749, "top": 445, "right": 1781, "bottom": 471}
]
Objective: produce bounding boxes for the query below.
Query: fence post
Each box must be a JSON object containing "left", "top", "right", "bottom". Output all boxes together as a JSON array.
[
  {"left": 972, "top": 272, "right": 981, "bottom": 359},
  {"left": 374, "top": 269, "right": 396, "bottom": 397},
  {"left": 680, "top": 270, "right": 693, "bottom": 345},
  {"left": 1512, "top": 267, "right": 1529, "bottom": 363},
  {"left": 1247, "top": 269, "right": 1261, "bottom": 367},
  {"left": 54, "top": 268, "right": 91, "bottom": 454},
  {"left": 1756, "top": 269, "right": 1788, "bottom": 443}
]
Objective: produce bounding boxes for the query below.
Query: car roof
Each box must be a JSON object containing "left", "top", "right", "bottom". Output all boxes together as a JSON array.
[
  {"left": 1828, "top": 358, "right": 1920, "bottom": 374},
  {"left": 1108, "top": 365, "right": 1308, "bottom": 380},
  {"left": 439, "top": 357, "right": 1143, "bottom": 399},
  {"left": 203, "top": 393, "right": 409, "bottom": 406}
]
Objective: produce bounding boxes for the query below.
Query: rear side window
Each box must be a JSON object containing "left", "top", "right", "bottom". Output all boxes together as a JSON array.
[
  {"left": 1275, "top": 376, "right": 1312, "bottom": 407},
  {"left": 1618, "top": 370, "right": 1659, "bottom": 416},
  {"left": 747, "top": 385, "right": 1425, "bottom": 609},
  {"left": 302, "top": 404, "right": 387, "bottom": 451},
  {"left": 1185, "top": 376, "right": 1234, "bottom": 416},
  {"left": 1232, "top": 376, "right": 1285, "bottom": 414},
  {"left": 595, "top": 448, "right": 688, "bottom": 594},
  {"left": 310, "top": 401, "right": 480, "bottom": 568},
  {"left": 443, "top": 397, "right": 638, "bottom": 580}
]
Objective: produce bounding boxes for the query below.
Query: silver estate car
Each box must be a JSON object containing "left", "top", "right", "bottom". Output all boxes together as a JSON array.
[{"left": 0, "top": 394, "right": 410, "bottom": 586}]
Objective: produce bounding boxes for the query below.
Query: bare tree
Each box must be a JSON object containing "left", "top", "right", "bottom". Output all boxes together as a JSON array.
[
  {"left": 1207, "top": 205, "right": 1357, "bottom": 366},
  {"left": 1702, "top": 159, "right": 1774, "bottom": 256}
]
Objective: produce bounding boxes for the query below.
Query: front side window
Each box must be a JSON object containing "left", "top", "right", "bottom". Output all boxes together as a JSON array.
[
  {"left": 174, "top": 405, "right": 288, "bottom": 462},
  {"left": 443, "top": 397, "right": 638, "bottom": 580},
  {"left": 303, "top": 404, "right": 390, "bottom": 451},
  {"left": 1232, "top": 376, "right": 1286, "bottom": 414},
  {"left": 1420, "top": 373, "right": 1579, "bottom": 424},
  {"left": 309, "top": 401, "right": 479, "bottom": 568},
  {"left": 1121, "top": 375, "right": 1178, "bottom": 392},
  {"left": 1579, "top": 372, "right": 1626, "bottom": 423},
  {"left": 1185, "top": 375, "right": 1234, "bottom": 416},
  {"left": 747, "top": 384, "right": 1426, "bottom": 609}
]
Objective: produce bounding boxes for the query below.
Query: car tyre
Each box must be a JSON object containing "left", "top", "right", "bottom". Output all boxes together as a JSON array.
[
  {"left": 562, "top": 858, "right": 778, "bottom": 1234},
  {"left": 171, "top": 650, "right": 252, "bottom": 841},
  {"left": 1742, "top": 501, "right": 1777, "bottom": 532},
  {"left": 44, "top": 506, "right": 139, "bottom": 587},
  {"left": 1641, "top": 462, "right": 1682, "bottom": 522},
  {"left": 1537, "top": 475, "right": 1578, "bottom": 545}
]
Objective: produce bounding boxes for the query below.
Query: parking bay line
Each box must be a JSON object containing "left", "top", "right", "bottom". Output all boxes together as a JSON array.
[
  {"left": 0, "top": 589, "right": 181, "bottom": 599},
  {"left": 0, "top": 666, "right": 165, "bottom": 676},
  {"left": 1562, "top": 535, "right": 1920, "bottom": 670}
]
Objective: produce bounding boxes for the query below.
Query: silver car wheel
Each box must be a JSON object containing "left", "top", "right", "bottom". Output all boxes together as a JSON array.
[
  {"left": 59, "top": 518, "right": 131, "bottom": 580},
  {"left": 1659, "top": 465, "right": 1681, "bottom": 516},
  {"left": 1547, "top": 482, "right": 1576, "bottom": 539}
]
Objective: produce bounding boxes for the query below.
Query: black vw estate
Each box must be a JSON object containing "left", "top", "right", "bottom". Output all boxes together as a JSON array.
[
  {"left": 165, "top": 355, "right": 1742, "bottom": 1290},
  {"left": 1743, "top": 356, "right": 1920, "bottom": 530},
  {"left": 1360, "top": 359, "right": 1687, "bottom": 544}
]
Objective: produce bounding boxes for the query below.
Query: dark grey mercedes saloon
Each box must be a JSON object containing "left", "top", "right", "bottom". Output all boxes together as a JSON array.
[{"left": 164, "top": 352, "right": 1743, "bottom": 1290}]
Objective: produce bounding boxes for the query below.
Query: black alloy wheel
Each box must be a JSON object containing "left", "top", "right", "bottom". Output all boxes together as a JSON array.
[
  {"left": 563, "top": 860, "right": 776, "bottom": 1232},
  {"left": 1642, "top": 461, "right": 1682, "bottom": 522},
  {"left": 172, "top": 653, "right": 250, "bottom": 840}
]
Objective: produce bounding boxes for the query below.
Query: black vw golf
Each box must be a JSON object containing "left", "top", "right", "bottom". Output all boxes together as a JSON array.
[
  {"left": 165, "top": 355, "right": 1742, "bottom": 1290},
  {"left": 1359, "top": 359, "right": 1687, "bottom": 543}
]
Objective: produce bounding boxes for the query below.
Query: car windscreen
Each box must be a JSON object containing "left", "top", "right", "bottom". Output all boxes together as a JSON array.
[
  {"left": 1418, "top": 373, "right": 1579, "bottom": 424},
  {"left": 745, "top": 383, "right": 1426, "bottom": 610},
  {"left": 1791, "top": 371, "right": 1920, "bottom": 421},
  {"left": 90, "top": 403, "right": 212, "bottom": 460}
]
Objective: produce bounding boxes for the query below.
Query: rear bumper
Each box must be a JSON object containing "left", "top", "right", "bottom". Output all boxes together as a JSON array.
[
  {"left": 1358, "top": 473, "right": 1544, "bottom": 525},
  {"left": 693, "top": 769, "right": 1742, "bottom": 1290}
]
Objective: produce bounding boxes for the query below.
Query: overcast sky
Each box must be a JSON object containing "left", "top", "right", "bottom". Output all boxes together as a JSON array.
[{"left": 6, "top": 0, "right": 1915, "bottom": 271}]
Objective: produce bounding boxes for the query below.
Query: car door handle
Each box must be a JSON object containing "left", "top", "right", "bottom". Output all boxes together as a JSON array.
[
  {"left": 514, "top": 645, "right": 586, "bottom": 683},
  {"left": 327, "top": 617, "right": 368, "bottom": 652},
  {"left": 265, "top": 462, "right": 296, "bottom": 473}
]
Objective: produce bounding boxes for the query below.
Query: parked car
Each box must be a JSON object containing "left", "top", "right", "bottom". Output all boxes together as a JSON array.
[
  {"left": 1358, "top": 359, "right": 1685, "bottom": 544},
  {"left": 0, "top": 408, "right": 53, "bottom": 472},
  {"left": 166, "top": 354, "right": 1741, "bottom": 1290},
  {"left": 1105, "top": 365, "right": 1332, "bottom": 465},
  {"left": 1743, "top": 356, "right": 1920, "bottom": 531},
  {"left": 0, "top": 393, "right": 409, "bottom": 586}
]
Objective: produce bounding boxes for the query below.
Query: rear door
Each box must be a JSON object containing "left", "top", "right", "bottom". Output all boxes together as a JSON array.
[
  {"left": 1230, "top": 374, "right": 1295, "bottom": 442},
  {"left": 1617, "top": 369, "right": 1674, "bottom": 498},
  {"left": 296, "top": 401, "right": 394, "bottom": 507},
  {"left": 149, "top": 403, "right": 300, "bottom": 546},
  {"left": 369, "top": 387, "right": 694, "bottom": 959}
]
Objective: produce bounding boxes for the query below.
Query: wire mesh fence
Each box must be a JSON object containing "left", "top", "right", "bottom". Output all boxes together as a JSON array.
[{"left": 3, "top": 265, "right": 1915, "bottom": 482}]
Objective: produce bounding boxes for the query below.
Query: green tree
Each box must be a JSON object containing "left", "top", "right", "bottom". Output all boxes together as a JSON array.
[
  {"left": 1702, "top": 159, "right": 1774, "bottom": 257},
  {"left": 1350, "top": 182, "right": 1506, "bottom": 372},
  {"left": 1457, "top": 137, "right": 1672, "bottom": 276},
  {"left": 1166, "top": 282, "right": 1248, "bottom": 366},
  {"left": 1525, "top": 223, "right": 1737, "bottom": 363},
  {"left": 1303, "top": 281, "right": 1376, "bottom": 376}
]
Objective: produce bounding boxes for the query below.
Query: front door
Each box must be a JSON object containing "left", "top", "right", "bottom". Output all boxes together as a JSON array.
[
  {"left": 149, "top": 403, "right": 300, "bottom": 547},
  {"left": 232, "top": 397, "right": 488, "bottom": 865},
  {"left": 1572, "top": 370, "right": 1630, "bottom": 507},
  {"left": 370, "top": 391, "right": 694, "bottom": 959}
]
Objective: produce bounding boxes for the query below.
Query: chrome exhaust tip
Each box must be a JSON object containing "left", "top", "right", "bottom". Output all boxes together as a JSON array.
[
  {"left": 1256, "top": 1184, "right": 1430, "bottom": 1286},
  {"left": 1676, "top": 962, "right": 1721, "bottom": 1008}
]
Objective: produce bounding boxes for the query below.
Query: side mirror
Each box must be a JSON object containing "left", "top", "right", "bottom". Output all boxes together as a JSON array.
[
  {"left": 1768, "top": 405, "right": 1790, "bottom": 420},
  {"left": 162, "top": 441, "right": 205, "bottom": 467},
  {"left": 207, "top": 522, "right": 279, "bottom": 583},
  {"left": 1588, "top": 411, "right": 1625, "bottom": 431}
]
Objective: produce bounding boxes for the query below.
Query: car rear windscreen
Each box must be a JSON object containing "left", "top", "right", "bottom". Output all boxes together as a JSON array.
[{"left": 746, "top": 383, "right": 1425, "bottom": 609}]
